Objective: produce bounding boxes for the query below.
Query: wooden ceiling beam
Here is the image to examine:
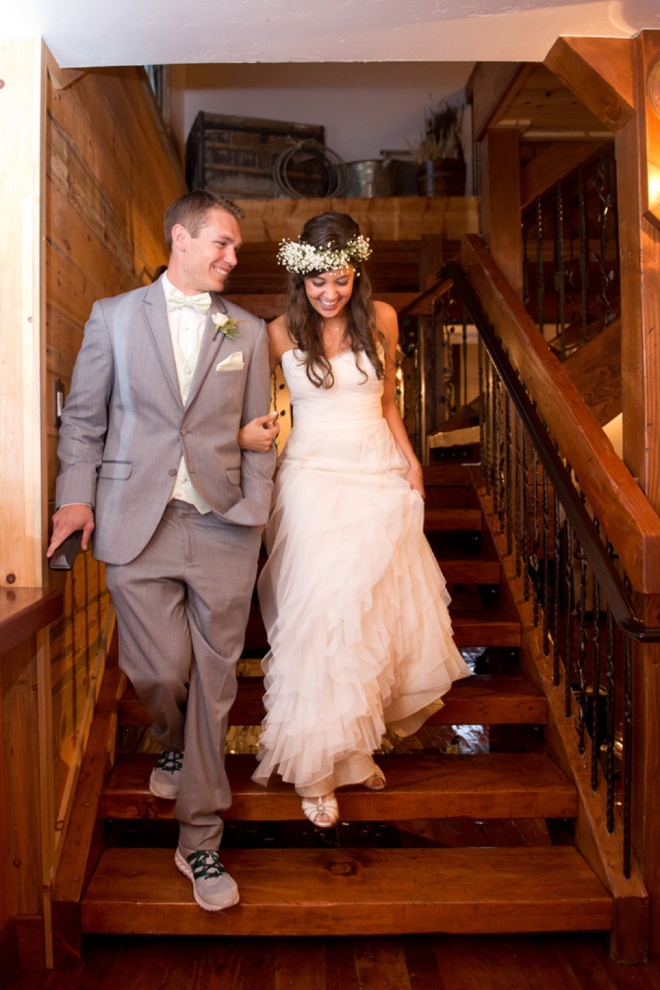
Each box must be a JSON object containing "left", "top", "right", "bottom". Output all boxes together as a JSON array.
[
  {"left": 543, "top": 37, "right": 635, "bottom": 132},
  {"left": 520, "top": 140, "right": 607, "bottom": 209},
  {"left": 467, "top": 62, "right": 535, "bottom": 142}
]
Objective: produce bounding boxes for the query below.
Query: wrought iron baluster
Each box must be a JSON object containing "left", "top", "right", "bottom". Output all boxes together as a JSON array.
[
  {"left": 542, "top": 466, "right": 550, "bottom": 654},
  {"left": 485, "top": 357, "right": 492, "bottom": 497},
  {"left": 523, "top": 430, "right": 530, "bottom": 602},
  {"left": 462, "top": 307, "right": 468, "bottom": 413},
  {"left": 623, "top": 633, "right": 632, "bottom": 878},
  {"left": 478, "top": 336, "right": 484, "bottom": 473},
  {"left": 553, "top": 483, "right": 561, "bottom": 685},
  {"left": 564, "top": 516, "right": 573, "bottom": 718},
  {"left": 505, "top": 393, "right": 513, "bottom": 556},
  {"left": 493, "top": 373, "right": 500, "bottom": 519},
  {"left": 536, "top": 196, "right": 545, "bottom": 338},
  {"left": 576, "top": 538, "right": 588, "bottom": 755},
  {"left": 594, "top": 155, "right": 613, "bottom": 328},
  {"left": 532, "top": 447, "right": 540, "bottom": 627},
  {"left": 590, "top": 574, "right": 601, "bottom": 790},
  {"left": 556, "top": 180, "right": 565, "bottom": 357},
  {"left": 515, "top": 412, "right": 522, "bottom": 579},
  {"left": 605, "top": 603, "right": 615, "bottom": 833},
  {"left": 578, "top": 164, "right": 588, "bottom": 347}
]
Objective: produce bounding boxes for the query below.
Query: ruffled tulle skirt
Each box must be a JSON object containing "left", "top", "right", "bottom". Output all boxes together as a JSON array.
[{"left": 253, "top": 418, "right": 470, "bottom": 795}]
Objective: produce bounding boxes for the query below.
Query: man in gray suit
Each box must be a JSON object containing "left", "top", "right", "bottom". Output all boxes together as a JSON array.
[{"left": 47, "top": 191, "right": 276, "bottom": 912}]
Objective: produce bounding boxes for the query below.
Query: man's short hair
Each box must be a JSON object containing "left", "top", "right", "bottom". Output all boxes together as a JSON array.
[{"left": 164, "top": 191, "right": 244, "bottom": 252}]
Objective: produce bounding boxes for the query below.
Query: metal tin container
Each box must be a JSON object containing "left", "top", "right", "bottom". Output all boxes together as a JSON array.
[{"left": 344, "top": 160, "right": 396, "bottom": 198}]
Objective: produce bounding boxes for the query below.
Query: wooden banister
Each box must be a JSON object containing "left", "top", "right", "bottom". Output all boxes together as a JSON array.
[
  {"left": 461, "top": 233, "right": 660, "bottom": 594},
  {"left": 0, "top": 584, "right": 64, "bottom": 654}
]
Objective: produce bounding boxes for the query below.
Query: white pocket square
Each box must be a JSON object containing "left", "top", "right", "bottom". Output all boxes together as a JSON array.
[{"left": 216, "top": 352, "right": 244, "bottom": 371}]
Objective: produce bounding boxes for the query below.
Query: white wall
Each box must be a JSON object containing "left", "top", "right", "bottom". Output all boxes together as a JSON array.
[{"left": 172, "top": 62, "right": 473, "bottom": 165}]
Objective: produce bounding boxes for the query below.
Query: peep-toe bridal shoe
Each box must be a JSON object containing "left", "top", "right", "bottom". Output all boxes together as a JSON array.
[
  {"left": 301, "top": 794, "right": 339, "bottom": 828},
  {"left": 362, "top": 761, "right": 386, "bottom": 791}
]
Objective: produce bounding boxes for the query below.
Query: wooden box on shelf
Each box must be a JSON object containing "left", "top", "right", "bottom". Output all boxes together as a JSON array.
[{"left": 186, "top": 111, "right": 325, "bottom": 199}]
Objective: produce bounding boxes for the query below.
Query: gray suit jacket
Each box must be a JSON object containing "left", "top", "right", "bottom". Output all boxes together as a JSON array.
[{"left": 55, "top": 277, "right": 276, "bottom": 565}]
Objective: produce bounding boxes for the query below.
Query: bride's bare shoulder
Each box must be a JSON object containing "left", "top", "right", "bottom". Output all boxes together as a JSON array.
[{"left": 267, "top": 315, "right": 296, "bottom": 362}]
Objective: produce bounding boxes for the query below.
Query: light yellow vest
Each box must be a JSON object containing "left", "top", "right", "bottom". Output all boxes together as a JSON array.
[{"left": 170, "top": 338, "right": 212, "bottom": 515}]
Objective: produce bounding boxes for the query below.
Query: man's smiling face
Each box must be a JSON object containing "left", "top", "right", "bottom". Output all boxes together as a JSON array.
[{"left": 171, "top": 207, "right": 242, "bottom": 295}]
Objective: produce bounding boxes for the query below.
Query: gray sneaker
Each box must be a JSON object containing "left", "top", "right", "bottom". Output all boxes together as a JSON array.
[
  {"left": 175, "top": 848, "right": 240, "bottom": 911},
  {"left": 149, "top": 749, "right": 183, "bottom": 799}
]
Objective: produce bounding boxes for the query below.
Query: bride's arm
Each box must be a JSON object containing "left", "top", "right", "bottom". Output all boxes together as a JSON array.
[
  {"left": 238, "top": 413, "right": 280, "bottom": 451},
  {"left": 237, "top": 316, "right": 290, "bottom": 452},
  {"left": 375, "top": 301, "right": 425, "bottom": 499}
]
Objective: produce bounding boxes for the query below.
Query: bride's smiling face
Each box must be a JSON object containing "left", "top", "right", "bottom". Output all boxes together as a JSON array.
[{"left": 304, "top": 267, "right": 355, "bottom": 320}]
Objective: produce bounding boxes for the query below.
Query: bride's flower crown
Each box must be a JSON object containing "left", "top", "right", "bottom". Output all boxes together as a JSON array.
[{"left": 277, "top": 235, "right": 372, "bottom": 275}]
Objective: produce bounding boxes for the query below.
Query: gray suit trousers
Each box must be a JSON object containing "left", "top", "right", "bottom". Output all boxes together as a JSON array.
[{"left": 106, "top": 500, "right": 261, "bottom": 851}]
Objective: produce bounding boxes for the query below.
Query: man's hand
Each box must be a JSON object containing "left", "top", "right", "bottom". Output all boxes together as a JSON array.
[{"left": 47, "top": 504, "right": 95, "bottom": 558}]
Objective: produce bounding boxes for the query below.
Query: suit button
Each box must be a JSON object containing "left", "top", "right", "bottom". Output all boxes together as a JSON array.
[
  {"left": 169, "top": 469, "right": 177, "bottom": 476},
  {"left": 180, "top": 428, "right": 187, "bottom": 437}
]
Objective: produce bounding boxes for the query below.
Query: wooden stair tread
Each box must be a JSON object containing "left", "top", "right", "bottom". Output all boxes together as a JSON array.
[
  {"left": 450, "top": 609, "right": 520, "bottom": 647},
  {"left": 102, "top": 752, "right": 576, "bottom": 821},
  {"left": 424, "top": 508, "right": 482, "bottom": 531},
  {"left": 81, "top": 846, "right": 612, "bottom": 936},
  {"left": 244, "top": 604, "right": 520, "bottom": 651},
  {"left": 119, "top": 674, "right": 544, "bottom": 728}
]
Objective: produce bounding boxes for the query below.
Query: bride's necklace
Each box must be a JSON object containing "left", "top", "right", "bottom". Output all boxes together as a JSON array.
[{"left": 321, "top": 319, "right": 344, "bottom": 334}]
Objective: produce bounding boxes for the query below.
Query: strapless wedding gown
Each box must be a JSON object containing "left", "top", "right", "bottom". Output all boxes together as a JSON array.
[{"left": 254, "top": 348, "right": 470, "bottom": 796}]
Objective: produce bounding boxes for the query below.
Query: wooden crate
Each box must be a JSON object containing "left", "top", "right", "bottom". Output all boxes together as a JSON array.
[{"left": 186, "top": 111, "right": 325, "bottom": 199}]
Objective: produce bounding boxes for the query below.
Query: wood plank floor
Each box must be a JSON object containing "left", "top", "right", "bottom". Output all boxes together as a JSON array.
[{"left": 10, "top": 933, "right": 660, "bottom": 989}]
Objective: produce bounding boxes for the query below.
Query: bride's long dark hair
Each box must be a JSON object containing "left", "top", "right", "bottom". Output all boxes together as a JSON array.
[{"left": 284, "top": 212, "right": 385, "bottom": 389}]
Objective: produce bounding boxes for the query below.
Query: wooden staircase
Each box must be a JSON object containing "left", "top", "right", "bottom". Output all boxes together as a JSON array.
[{"left": 52, "top": 463, "right": 613, "bottom": 961}]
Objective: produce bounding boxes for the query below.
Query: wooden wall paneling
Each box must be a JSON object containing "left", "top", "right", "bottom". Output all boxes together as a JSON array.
[
  {"left": 543, "top": 37, "right": 636, "bottom": 132},
  {"left": 47, "top": 182, "right": 136, "bottom": 301},
  {"left": 519, "top": 141, "right": 607, "bottom": 210},
  {"left": 466, "top": 62, "right": 534, "bottom": 142},
  {"left": 612, "top": 31, "right": 660, "bottom": 954},
  {"left": 616, "top": 34, "right": 660, "bottom": 510},
  {"left": 632, "top": 598, "right": 660, "bottom": 954},
  {"left": 561, "top": 318, "right": 622, "bottom": 426},
  {"left": 46, "top": 121, "right": 133, "bottom": 289},
  {"left": 480, "top": 129, "right": 523, "bottom": 299},
  {"left": 0, "top": 637, "right": 17, "bottom": 987},
  {"left": 234, "top": 196, "right": 480, "bottom": 244},
  {"left": 0, "top": 39, "right": 48, "bottom": 589},
  {"left": 35, "top": 629, "right": 55, "bottom": 968},
  {"left": 2, "top": 639, "right": 44, "bottom": 917},
  {"left": 462, "top": 233, "right": 660, "bottom": 593}
]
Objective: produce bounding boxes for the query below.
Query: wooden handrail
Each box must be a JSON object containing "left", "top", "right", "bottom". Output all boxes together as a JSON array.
[
  {"left": 0, "top": 582, "right": 64, "bottom": 653},
  {"left": 461, "top": 233, "right": 660, "bottom": 594},
  {"left": 398, "top": 277, "right": 453, "bottom": 318}
]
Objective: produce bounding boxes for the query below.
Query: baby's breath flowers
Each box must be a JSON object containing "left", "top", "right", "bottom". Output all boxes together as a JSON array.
[{"left": 277, "top": 235, "right": 372, "bottom": 275}]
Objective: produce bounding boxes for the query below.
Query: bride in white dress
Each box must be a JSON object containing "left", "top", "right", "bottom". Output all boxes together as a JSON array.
[{"left": 241, "top": 211, "right": 470, "bottom": 827}]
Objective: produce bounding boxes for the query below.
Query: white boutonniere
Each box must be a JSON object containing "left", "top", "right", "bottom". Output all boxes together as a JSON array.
[{"left": 212, "top": 311, "right": 242, "bottom": 340}]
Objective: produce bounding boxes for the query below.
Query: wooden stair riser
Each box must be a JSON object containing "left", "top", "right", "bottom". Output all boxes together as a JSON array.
[
  {"left": 245, "top": 609, "right": 520, "bottom": 652},
  {"left": 101, "top": 752, "right": 577, "bottom": 822},
  {"left": 119, "top": 674, "right": 544, "bottom": 729},
  {"left": 81, "top": 847, "right": 613, "bottom": 937},
  {"left": 424, "top": 486, "right": 482, "bottom": 510},
  {"left": 424, "top": 509, "right": 482, "bottom": 531}
]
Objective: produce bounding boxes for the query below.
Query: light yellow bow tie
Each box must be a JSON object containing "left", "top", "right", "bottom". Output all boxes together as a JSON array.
[{"left": 166, "top": 286, "right": 212, "bottom": 314}]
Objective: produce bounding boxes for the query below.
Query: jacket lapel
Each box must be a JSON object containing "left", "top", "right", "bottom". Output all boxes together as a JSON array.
[
  {"left": 142, "top": 279, "right": 183, "bottom": 408},
  {"left": 185, "top": 294, "right": 228, "bottom": 410}
]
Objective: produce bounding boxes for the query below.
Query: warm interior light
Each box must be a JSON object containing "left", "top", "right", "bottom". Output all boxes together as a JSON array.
[{"left": 647, "top": 161, "right": 660, "bottom": 212}]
